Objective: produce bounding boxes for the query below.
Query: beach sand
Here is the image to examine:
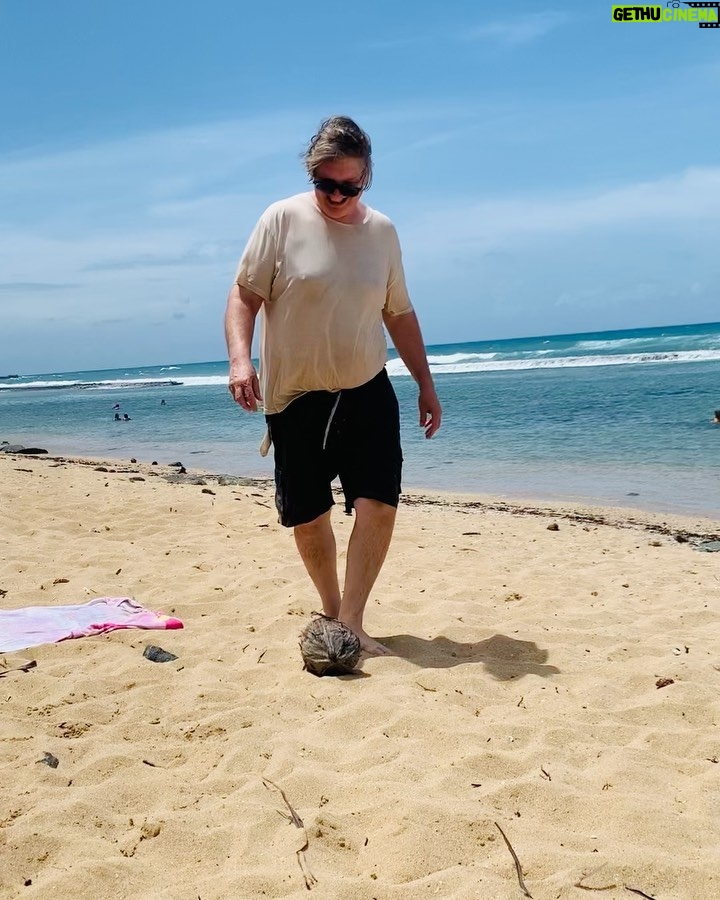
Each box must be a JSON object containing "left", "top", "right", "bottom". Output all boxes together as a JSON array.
[{"left": 1, "top": 451, "right": 720, "bottom": 900}]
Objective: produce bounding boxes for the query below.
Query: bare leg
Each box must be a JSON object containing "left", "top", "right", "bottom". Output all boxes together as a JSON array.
[
  {"left": 339, "top": 498, "right": 397, "bottom": 656},
  {"left": 293, "top": 510, "right": 341, "bottom": 618}
]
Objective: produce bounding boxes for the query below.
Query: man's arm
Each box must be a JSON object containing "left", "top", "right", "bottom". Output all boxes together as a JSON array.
[
  {"left": 383, "top": 310, "right": 442, "bottom": 438},
  {"left": 225, "top": 283, "right": 264, "bottom": 411}
]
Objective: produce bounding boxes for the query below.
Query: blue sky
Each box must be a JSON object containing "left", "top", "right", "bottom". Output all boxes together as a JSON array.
[{"left": 1, "top": 0, "right": 718, "bottom": 374}]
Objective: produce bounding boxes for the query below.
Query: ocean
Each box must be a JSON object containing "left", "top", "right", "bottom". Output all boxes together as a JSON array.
[{"left": 2, "top": 321, "right": 719, "bottom": 517}]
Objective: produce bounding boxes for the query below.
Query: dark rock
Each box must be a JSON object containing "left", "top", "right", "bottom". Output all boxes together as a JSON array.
[
  {"left": 547, "top": 522, "right": 560, "bottom": 531},
  {"left": 164, "top": 474, "right": 207, "bottom": 485},
  {"left": 151, "top": 461, "right": 158, "bottom": 466},
  {"left": 201, "top": 488, "right": 216, "bottom": 496},
  {"left": 143, "top": 645, "right": 178, "bottom": 663},
  {"left": 16, "top": 447, "right": 48, "bottom": 455},
  {"left": 130, "top": 458, "right": 137, "bottom": 463},
  {"left": 696, "top": 541, "right": 720, "bottom": 553},
  {"left": 36, "top": 752, "right": 59, "bottom": 769},
  {"left": 217, "top": 475, "right": 264, "bottom": 487},
  {"left": 94, "top": 467, "right": 109, "bottom": 472},
  {"left": 129, "top": 477, "right": 145, "bottom": 482}
]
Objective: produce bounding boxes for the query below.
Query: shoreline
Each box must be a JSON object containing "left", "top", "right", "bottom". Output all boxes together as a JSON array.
[
  {"left": 4, "top": 373, "right": 720, "bottom": 520},
  {"left": 3, "top": 444, "right": 719, "bottom": 541}
]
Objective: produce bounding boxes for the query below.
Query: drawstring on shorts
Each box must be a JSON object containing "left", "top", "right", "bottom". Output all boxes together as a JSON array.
[{"left": 322, "top": 392, "right": 342, "bottom": 451}]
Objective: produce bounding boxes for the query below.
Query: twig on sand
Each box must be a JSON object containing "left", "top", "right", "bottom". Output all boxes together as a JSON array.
[
  {"left": 494, "top": 821, "right": 533, "bottom": 898},
  {"left": 625, "top": 888, "right": 658, "bottom": 900},
  {"left": 263, "top": 778, "right": 317, "bottom": 890},
  {"left": 574, "top": 880, "right": 617, "bottom": 892},
  {"left": 0, "top": 660, "right": 37, "bottom": 678}
]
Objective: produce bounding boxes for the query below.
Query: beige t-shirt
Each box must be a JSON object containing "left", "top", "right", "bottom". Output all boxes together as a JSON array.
[{"left": 235, "top": 192, "right": 413, "bottom": 415}]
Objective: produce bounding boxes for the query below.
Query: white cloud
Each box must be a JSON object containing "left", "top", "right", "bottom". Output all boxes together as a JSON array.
[
  {"left": 463, "top": 11, "right": 570, "bottom": 47},
  {"left": 0, "top": 102, "right": 718, "bottom": 370},
  {"left": 400, "top": 166, "right": 720, "bottom": 262},
  {"left": 362, "top": 11, "right": 570, "bottom": 53},
  {"left": 0, "top": 111, "right": 317, "bottom": 333},
  {"left": 364, "top": 35, "right": 430, "bottom": 51}
]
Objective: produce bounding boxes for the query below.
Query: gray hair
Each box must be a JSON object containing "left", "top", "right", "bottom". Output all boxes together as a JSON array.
[{"left": 303, "top": 116, "right": 373, "bottom": 190}]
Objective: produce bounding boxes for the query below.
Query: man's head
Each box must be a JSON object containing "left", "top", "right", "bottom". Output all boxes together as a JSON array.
[{"left": 304, "top": 116, "right": 372, "bottom": 222}]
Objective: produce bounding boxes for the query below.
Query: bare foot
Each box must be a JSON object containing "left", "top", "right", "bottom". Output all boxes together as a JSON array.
[
  {"left": 359, "top": 633, "right": 393, "bottom": 656},
  {"left": 340, "top": 620, "right": 393, "bottom": 656}
]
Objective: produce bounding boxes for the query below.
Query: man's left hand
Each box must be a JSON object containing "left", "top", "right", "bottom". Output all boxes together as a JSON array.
[{"left": 419, "top": 386, "right": 442, "bottom": 439}]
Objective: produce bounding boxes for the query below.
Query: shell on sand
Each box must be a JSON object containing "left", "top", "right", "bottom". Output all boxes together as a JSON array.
[{"left": 299, "top": 615, "right": 362, "bottom": 676}]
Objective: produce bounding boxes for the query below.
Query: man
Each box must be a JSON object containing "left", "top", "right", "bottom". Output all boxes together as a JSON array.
[{"left": 225, "top": 116, "right": 441, "bottom": 655}]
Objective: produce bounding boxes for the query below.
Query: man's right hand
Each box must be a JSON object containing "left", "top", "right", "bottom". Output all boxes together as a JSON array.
[
  {"left": 225, "top": 283, "right": 265, "bottom": 412},
  {"left": 229, "top": 361, "right": 263, "bottom": 412}
]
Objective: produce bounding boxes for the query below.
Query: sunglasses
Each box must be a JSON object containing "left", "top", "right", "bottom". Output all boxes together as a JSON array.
[{"left": 313, "top": 177, "right": 363, "bottom": 198}]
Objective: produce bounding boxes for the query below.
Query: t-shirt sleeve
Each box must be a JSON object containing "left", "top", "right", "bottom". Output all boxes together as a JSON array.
[
  {"left": 384, "top": 224, "right": 414, "bottom": 317},
  {"left": 235, "top": 211, "right": 277, "bottom": 302}
]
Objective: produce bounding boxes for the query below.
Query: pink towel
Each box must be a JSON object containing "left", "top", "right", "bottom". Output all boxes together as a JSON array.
[{"left": 0, "top": 597, "right": 183, "bottom": 653}]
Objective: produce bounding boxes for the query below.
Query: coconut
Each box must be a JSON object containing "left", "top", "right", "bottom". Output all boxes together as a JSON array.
[{"left": 299, "top": 615, "right": 362, "bottom": 676}]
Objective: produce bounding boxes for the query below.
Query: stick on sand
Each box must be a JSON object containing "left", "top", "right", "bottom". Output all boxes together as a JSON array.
[
  {"left": 495, "top": 821, "right": 533, "bottom": 899},
  {"left": 263, "top": 778, "right": 317, "bottom": 890}
]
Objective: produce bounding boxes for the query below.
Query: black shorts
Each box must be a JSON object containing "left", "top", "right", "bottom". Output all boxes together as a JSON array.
[{"left": 266, "top": 368, "right": 403, "bottom": 528}]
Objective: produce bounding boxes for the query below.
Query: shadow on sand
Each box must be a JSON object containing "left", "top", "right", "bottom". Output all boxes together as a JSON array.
[{"left": 379, "top": 633, "right": 560, "bottom": 680}]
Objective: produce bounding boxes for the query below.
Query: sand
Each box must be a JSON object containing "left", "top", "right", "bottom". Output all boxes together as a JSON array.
[{"left": 1, "top": 451, "right": 720, "bottom": 900}]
